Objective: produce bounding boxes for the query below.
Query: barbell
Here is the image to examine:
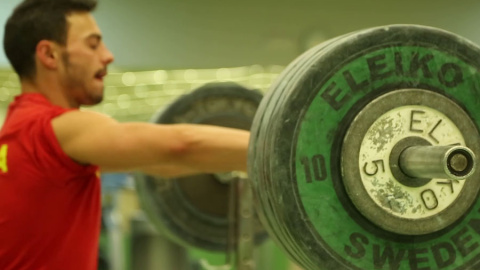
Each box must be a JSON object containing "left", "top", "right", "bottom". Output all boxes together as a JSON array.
[{"left": 137, "top": 24, "right": 480, "bottom": 270}]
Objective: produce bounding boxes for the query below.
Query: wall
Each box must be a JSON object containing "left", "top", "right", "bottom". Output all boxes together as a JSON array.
[
  {"left": 1, "top": 0, "right": 480, "bottom": 70},
  {"left": 94, "top": 0, "right": 480, "bottom": 70},
  {"left": 0, "top": 0, "right": 22, "bottom": 67}
]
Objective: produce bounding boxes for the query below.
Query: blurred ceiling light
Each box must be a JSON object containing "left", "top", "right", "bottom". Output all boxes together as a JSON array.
[
  {"left": 121, "top": 72, "right": 136, "bottom": 86},
  {"left": 268, "top": 65, "right": 285, "bottom": 74},
  {"left": 249, "top": 65, "right": 264, "bottom": 75},
  {"left": 184, "top": 69, "right": 198, "bottom": 82},
  {"left": 0, "top": 66, "right": 286, "bottom": 124},
  {"left": 154, "top": 70, "right": 168, "bottom": 84},
  {"left": 117, "top": 94, "right": 131, "bottom": 109},
  {"left": 216, "top": 68, "right": 231, "bottom": 80}
]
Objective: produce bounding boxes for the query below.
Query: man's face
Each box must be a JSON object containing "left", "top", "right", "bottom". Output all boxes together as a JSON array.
[{"left": 58, "top": 12, "right": 114, "bottom": 106}]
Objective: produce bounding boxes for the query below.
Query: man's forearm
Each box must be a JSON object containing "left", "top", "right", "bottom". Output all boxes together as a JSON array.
[{"left": 167, "top": 124, "right": 250, "bottom": 174}]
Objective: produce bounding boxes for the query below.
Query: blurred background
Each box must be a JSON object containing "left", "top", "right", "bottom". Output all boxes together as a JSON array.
[{"left": 1, "top": 0, "right": 479, "bottom": 269}]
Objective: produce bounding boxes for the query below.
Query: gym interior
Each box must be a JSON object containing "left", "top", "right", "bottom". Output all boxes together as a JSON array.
[{"left": 1, "top": 1, "right": 480, "bottom": 269}]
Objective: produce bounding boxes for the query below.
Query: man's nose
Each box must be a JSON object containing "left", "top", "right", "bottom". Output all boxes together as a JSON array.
[{"left": 102, "top": 46, "right": 114, "bottom": 65}]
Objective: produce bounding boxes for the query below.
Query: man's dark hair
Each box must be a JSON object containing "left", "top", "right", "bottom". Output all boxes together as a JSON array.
[{"left": 3, "top": 0, "right": 97, "bottom": 80}]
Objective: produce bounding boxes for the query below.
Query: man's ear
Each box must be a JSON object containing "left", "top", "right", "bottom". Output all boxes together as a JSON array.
[{"left": 36, "top": 40, "right": 60, "bottom": 69}]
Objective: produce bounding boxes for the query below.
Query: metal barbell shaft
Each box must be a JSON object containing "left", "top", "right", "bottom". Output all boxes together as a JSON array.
[{"left": 399, "top": 145, "right": 476, "bottom": 180}]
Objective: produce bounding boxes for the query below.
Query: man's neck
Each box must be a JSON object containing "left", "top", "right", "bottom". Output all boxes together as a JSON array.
[{"left": 20, "top": 77, "right": 78, "bottom": 109}]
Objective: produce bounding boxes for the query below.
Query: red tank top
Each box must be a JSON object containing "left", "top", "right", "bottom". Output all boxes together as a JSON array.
[{"left": 0, "top": 93, "right": 101, "bottom": 270}]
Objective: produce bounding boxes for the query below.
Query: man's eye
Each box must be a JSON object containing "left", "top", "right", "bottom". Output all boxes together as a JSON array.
[{"left": 89, "top": 43, "right": 99, "bottom": 49}]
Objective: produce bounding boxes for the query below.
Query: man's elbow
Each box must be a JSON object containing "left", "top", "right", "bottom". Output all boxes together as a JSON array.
[{"left": 164, "top": 126, "right": 199, "bottom": 157}]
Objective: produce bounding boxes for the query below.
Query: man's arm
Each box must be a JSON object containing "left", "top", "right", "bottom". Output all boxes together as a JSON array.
[{"left": 51, "top": 110, "right": 249, "bottom": 176}]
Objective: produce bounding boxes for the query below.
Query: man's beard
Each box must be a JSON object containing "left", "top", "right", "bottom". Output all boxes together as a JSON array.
[{"left": 61, "top": 52, "right": 104, "bottom": 106}]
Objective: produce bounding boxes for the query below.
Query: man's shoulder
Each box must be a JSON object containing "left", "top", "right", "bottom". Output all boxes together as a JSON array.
[
  {"left": 53, "top": 109, "right": 112, "bottom": 124},
  {"left": 51, "top": 109, "right": 117, "bottom": 141}
]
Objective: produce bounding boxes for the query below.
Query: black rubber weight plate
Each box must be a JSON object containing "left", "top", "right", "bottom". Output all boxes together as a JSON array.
[
  {"left": 248, "top": 24, "right": 480, "bottom": 269},
  {"left": 249, "top": 32, "right": 361, "bottom": 268},
  {"left": 136, "top": 82, "right": 266, "bottom": 251}
]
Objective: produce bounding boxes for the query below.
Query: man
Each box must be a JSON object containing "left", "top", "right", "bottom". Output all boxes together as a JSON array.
[{"left": 0, "top": 0, "right": 250, "bottom": 269}]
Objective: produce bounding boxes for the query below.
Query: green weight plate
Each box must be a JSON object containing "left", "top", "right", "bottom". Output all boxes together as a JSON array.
[
  {"left": 249, "top": 24, "right": 480, "bottom": 269},
  {"left": 136, "top": 82, "right": 266, "bottom": 251}
]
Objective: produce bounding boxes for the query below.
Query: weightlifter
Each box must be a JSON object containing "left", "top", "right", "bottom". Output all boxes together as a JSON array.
[{"left": 0, "top": 0, "right": 249, "bottom": 269}]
